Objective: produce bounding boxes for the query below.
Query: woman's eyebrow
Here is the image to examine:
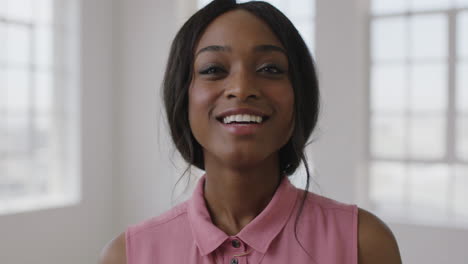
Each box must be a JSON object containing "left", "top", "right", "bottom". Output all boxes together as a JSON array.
[
  {"left": 253, "top": 44, "right": 286, "bottom": 56},
  {"left": 195, "top": 44, "right": 286, "bottom": 58},
  {"left": 195, "top": 45, "right": 232, "bottom": 58}
]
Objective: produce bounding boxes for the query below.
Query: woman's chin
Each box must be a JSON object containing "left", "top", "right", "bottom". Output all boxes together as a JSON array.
[{"left": 216, "top": 151, "right": 277, "bottom": 171}]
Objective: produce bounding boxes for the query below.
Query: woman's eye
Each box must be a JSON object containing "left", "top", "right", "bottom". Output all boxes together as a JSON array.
[
  {"left": 258, "top": 65, "right": 284, "bottom": 74},
  {"left": 199, "top": 66, "right": 225, "bottom": 75}
]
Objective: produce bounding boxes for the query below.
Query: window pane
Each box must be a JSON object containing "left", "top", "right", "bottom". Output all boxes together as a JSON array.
[
  {"left": 458, "top": 63, "right": 468, "bottom": 113},
  {"left": 372, "top": 17, "right": 406, "bottom": 61},
  {"left": 238, "top": 0, "right": 283, "bottom": 7},
  {"left": 456, "top": 0, "right": 468, "bottom": 8},
  {"left": 197, "top": 0, "right": 210, "bottom": 8},
  {"left": 410, "top": 0, "right": 451, "bottom": 11},
  {"left": 34, "top": 114, "right": 51, "bottom": 152},
  {"left": 35, "top": 27, "right": 53, "bottom": 69},
  {"left": 0, "top": 0, "right": 6, "bottom": 17},
  {"left": 370, "top": 162, "right": 406, "bottom": 206},
  {"left": 309, "top": 23, "right": 315, "bottom": 54},
  {"left": 410, "top": 15, "right": 448, "bottom": 60},
  {"left": 3, "top": 157, "right": 33, "bottom": 197},
  {"left": 0, "top": 24, "right": 5, "bottom": 64},
  {"left": 293, "top": 20, "right": 314, "bottom": 52},
  {"left": 285, "top": 0, "right": 314, "bottom": 17},
  {"left": 0, "top": 120, "right": 6, "bottom": 153},
  {"left": 409, "top": 164, "right": 449, "bottom": 214},
  {"left": 458, "top": 117, "right": 468, "bottom": 160},
  {"left": 0, "top": 69, "right": 4, "bottom": 150},
  {"left": 0, "top": 69, "right": 4, "bottom": 109},
  {"left": 371, "top": 115, "right": 406, "bottom": 157},
  {"left": 6, "top": 114, "right": 30, "bottom": 155},
  {"left": 35, "top": 0, "right": 54, "bottom": 25},
  {"left": 261, "top": 0, "right": 282, "bottom": 8},
  {"left": 409, "top": 63, "right": 447, "bottom": 112},
  {"left": 6, "top": 24, "right": 31, "bottom": 66},
  {"left": 454, "top": 165, "right": 468, "bottom": 219},
  {"left": 371, "top": 0, "right": 407, "bottom": 14},
  {"left": 459, "top": 12, "right": 468, "bottom": 58},
  {"left": 409, "top": 115, "right": 446, "bottom": 159},
  {"left": 35, "top": 71, "right": 53, "bottom": 113},
  {"left": 6, "top": 0, "right": 33, "bottom": 22},
  {"left": 6, "top": 68, "right": 30, "bottom": 112},
  {"left": 371, "top": 64, "right": 406, "bottom": 112},
  {"left": 8, "top": 157, "right": 49, "bottom": 197}
]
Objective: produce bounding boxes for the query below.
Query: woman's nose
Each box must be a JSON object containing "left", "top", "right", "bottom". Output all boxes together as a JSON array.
[{"left": 224, "top": 71, "right": 260, "bottom": 101}]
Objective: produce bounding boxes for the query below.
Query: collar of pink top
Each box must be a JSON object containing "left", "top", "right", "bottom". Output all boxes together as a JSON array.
[{"left": 187, "top": 174, "right": 299, "bottom": 256}]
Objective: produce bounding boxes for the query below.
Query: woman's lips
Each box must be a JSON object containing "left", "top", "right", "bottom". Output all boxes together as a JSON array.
[
  {"left": 218, "top": 121, "right": 266, "bottom": 136},
  {"left": 214, "top": 107, "right": 270, "bottom": 136},
  {"left": 215, "top": 108, "right": 269, "bottom": 120}
]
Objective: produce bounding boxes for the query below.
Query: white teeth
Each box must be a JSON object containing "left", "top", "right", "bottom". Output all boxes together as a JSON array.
[{"left": 222, "top": 114, "right": 264, "bottom": 124}]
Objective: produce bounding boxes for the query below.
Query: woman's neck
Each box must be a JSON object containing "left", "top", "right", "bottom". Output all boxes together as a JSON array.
[{"left": 203, "top": 157, "right": 281, "bottom": 236}]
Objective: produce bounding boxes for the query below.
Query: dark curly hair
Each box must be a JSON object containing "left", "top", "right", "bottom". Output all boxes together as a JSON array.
[{"left": 163, "top": 0, "right": 320, "bottom": 256}]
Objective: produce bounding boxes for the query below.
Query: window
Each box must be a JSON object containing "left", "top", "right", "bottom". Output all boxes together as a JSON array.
[
  {"left": 0, "top": 0, "right": 80, "bottom": 214},
  {"left": 369, "top": 0, "right": 468, "bottom": 227}
]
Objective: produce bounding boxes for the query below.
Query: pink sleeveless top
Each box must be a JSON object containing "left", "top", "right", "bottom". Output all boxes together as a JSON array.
[{"left": 126, "top": 175, "right": 358, "bottom": 264}]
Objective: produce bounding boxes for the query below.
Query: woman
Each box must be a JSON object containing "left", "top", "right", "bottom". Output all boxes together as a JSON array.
[{"left": 101, "top": 0, "right": 402, "bottom": 263}]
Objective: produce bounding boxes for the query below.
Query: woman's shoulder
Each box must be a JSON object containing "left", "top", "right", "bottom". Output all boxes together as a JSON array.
[
  {"left": 302, "top": 190, "right": 358, "bottom": 216},
  {"left": 99, "top": 232, "right": 126, "bottom": 264},
  {"left": 127, "top": 201, "right": 189, "bottom": 238},
  {"left": 297, "top": 189, "right": 400, "bottom": 258},
  {"left": 300, "top": 191, "right": 401, "bottom": 263},
  {"left": 357, "top": 208, "right": 402, "bottom": 264},
  {"left": 296, "top": 191, "right": 359, "bottom": 243}
]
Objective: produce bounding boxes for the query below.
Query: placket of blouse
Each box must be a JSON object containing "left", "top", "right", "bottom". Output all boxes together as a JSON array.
[{"left": 211, "top": 237, "right": 254, "bottom": 264}]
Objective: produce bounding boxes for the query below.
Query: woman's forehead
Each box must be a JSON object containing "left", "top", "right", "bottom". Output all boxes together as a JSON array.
[{"left": 195, "top": 9, "right": 284, "bottom": 54}]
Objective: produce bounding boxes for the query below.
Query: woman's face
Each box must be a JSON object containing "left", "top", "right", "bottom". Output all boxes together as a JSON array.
[{"left": 188, "top": 9, "right": 294, "bottom": 170}]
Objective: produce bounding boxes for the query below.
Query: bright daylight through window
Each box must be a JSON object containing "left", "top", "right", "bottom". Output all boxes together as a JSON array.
[
  {"left": 369, "top": 0, "right": 468, "bottom": 227},
  {"left": 0, "top": 0, "right": 80, "bottom": 214}
]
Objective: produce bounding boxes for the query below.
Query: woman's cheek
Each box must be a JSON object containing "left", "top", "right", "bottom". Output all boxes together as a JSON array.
[{"left": 188, "top": 84, "right": 214, "bottom": 143}]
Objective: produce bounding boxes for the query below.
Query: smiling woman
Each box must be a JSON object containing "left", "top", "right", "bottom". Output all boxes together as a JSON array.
[{"left": 100, "top": 1, "right": 401, "bottom": 263}]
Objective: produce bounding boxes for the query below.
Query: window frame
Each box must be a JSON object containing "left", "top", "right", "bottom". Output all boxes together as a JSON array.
[
  {"left": 366, "top": 5, "right": 468, "bottom": 228},
  {"left": 0, "top": 0, "right": 81, "bottom": 215}
]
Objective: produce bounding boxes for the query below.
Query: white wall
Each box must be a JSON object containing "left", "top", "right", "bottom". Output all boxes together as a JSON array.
[
  {"left": 0, "top": 0, "right": 115, "bottom": 263},
  {"left": 313, "top": 0, "right": 368, "bottom": 204},
  {"left": 113, "top": 0, "right": 181, "bottom": 231}
]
